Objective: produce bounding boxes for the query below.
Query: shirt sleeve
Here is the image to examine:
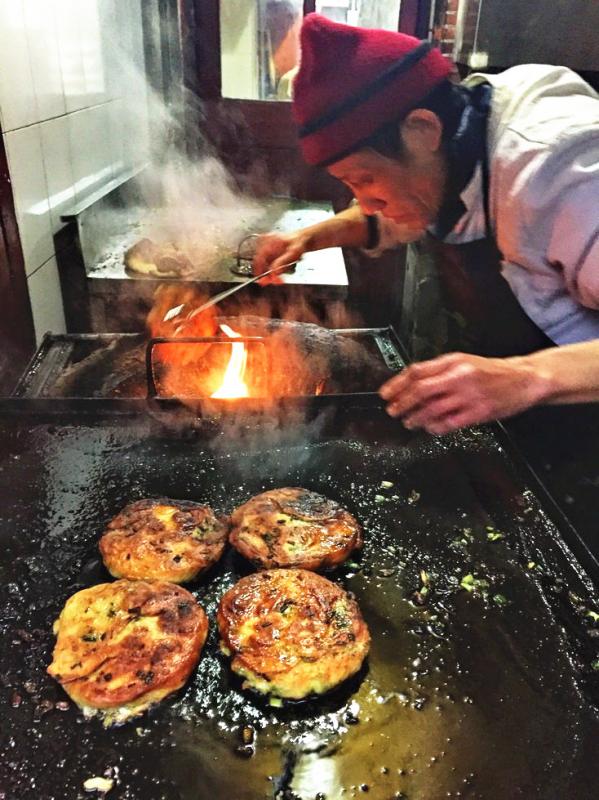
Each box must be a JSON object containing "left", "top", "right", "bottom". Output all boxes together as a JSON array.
[
  {"left": 545, "top": 179, "right": 599, "bottom": 310},
  {"left": 496, "top": 125, "right": 599, "bottom": 314}
]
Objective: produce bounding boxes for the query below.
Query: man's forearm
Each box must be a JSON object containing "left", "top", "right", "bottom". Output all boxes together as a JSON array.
[
  {"left": 300, "top": 205, "right": 369, "bottom": 251},
  {"left": 518, "top": 340, "right": 599, "bottom": 405}
]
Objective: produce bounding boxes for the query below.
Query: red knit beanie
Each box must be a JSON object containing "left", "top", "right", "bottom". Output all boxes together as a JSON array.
[{"left": 293, "top": 14, "right": 453, "bottom": 167}]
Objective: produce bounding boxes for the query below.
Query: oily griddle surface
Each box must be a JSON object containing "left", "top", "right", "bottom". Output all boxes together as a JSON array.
[{"left": 1, "top": 408, "right": 599, "bottom": 799}]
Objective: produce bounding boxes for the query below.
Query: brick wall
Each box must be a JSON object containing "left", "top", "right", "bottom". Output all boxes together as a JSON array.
[
  {"left": 433, "top": 0, "right": 458, "bottom": 57},
  {"left": 432, "top": 0, "right": 482, "bottom": 65}
]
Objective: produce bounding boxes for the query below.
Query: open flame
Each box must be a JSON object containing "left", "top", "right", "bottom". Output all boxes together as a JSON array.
[
  {"left": 210, "top": 324, "right": 249, "bottom": 399},
  {"left": 146, "top": 284, "right": 364, "bottom": 402}
]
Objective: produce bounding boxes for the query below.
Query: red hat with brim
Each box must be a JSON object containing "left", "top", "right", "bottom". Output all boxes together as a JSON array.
[{"left": 293, "top": 14, "right": 453, "bottom": 167}]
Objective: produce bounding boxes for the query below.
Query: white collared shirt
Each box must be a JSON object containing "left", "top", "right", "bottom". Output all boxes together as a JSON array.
[{"left": 369, "top": 65, "right": 599, "bottom": 345}]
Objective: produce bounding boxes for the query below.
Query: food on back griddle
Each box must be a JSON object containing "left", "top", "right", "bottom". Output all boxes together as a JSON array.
[
  {"left": 229, "top": 488, "right": 362, "bottom": 570},
  {"left": 99, "top": 498, "right": 229, "bottom": 583},
  {"left": 217, "top": 568, "right": 370, "bottom": 699},
  {"left": 124, "top": 238, "right": 195, "bottom": 278},
  {"left": 47, "top": 580, "right": 208, "bottom": 726}
]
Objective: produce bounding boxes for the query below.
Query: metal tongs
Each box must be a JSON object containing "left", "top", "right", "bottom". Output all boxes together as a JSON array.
[
  {"left": 162, "top": 261, "right": 297, "bottom": 324},
  {"left": 162, "top": 232, "right": 299, "bottom": 325}
]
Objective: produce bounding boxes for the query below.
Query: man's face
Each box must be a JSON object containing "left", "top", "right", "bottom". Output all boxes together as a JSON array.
[{"left": 327, "top": 136, "right": 447, "bottom": 242}]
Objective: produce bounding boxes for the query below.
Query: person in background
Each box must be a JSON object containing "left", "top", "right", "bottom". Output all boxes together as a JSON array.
[
  {"left": 265, "top": 1, "right": 301, "bottom": 98},
  {"left": 252, "top": 14, "right": 599, "bottom": 435}
]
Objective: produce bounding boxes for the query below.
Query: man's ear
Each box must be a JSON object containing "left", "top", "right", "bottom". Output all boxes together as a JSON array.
[{"left": 399, "top": 109, "right": 443, "bottom": 157}]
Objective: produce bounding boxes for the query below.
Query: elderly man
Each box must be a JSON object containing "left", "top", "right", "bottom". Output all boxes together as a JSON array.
[{"left": 253, "top": 14, "right": 599, "bottom": 435}]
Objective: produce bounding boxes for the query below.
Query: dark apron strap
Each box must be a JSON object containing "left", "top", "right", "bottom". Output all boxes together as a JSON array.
[{"left": 481, "top": 132, "right": 494, "bottom": 241}]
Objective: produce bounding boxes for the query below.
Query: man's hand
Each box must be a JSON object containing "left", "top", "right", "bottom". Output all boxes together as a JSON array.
[
  {"left": 379, "top": 352, "right": 550, "bottom": 434},
  {"left": 252, "top": 231, "right": 310, "bottom": 285},
  {"left": 252, "top": 205, "right": 371, "bottom": 284}
]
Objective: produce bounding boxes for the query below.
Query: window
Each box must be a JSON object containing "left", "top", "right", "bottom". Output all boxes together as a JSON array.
[
  {"left": 316, "top": 1, "right": 402, "bottom": 32},
  {"left": 220, "top": 0, "right": 402, "bottom": 101},
  {"left": 221, "top": 0, "right": 303, "bottom": 100}
]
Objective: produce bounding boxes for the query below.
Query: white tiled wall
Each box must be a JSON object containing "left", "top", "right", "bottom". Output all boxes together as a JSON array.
[
  {"left": 0, "top": 0, "right": 150, "bottom": 344},
  {"left": 26, "top": 256, "right": 67, "bottom": 341}
]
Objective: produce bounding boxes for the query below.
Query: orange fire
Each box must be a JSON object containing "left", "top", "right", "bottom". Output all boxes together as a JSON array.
[
  {"left": 210, "top": 324, "right": 249, "bottom": 399},
  {"left": 146, "top": 283, "right": 364, "bottom": 402}
]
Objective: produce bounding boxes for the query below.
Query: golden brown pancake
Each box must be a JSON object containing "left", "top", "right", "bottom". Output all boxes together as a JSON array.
[
  {"left": 99, "top": 498, "right": 228, "bottom": 583},
  {"left": 217, "top": 568, "right": 370, "bottom": 699},
  {"left": 229, "top": 488, "right": 362, "bottom": 571},
  {"left": 124, "top": 238, "right": 194, "bottom": 278},
  {"left": 48, "top": 580, "right": 207, "bottom": 726}
]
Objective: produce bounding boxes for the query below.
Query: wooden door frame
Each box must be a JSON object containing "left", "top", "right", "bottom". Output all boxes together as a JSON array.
[{"left": 399, "top": 0, "right": 434, "bottom": 38}]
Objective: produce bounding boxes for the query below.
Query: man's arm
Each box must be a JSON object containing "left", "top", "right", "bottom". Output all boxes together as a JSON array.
[
  {"left": 382, "top": 131, "right": 599, "bottom": 434},
  {"left": 526, "top": 340, "right": 599, "bottom": 403},
  {"left": 252, "top": 205, "right": 369, "bottom": 283},
  {"left": 379, "top": 340, "right": 599, "bottom": 435}
]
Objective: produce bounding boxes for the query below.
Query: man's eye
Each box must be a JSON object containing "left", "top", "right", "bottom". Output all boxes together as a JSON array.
[{"left": 346, "top": 178, "right": 364, "bottom": 190}]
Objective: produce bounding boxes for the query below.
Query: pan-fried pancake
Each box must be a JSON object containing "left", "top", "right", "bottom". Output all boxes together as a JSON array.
[
  {"left": 99, "top": 498, "right": 228, "bottom": 583},
  {"left": 217, "top": 569, "right": 370, "bottom": 699},
  {"left": 48, "top": 580, "right": 207, "bottom": 727},
  {"left": 229, "top": 488, "right": 362, "bottom": 570},
  {"left": 124, "top": 238, "right": 194, "bottom": 278}
]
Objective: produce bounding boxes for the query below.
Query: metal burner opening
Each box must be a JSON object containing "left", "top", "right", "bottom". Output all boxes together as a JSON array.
[{"left": 13, "top": 325, "right": 406, "bottom": 403}]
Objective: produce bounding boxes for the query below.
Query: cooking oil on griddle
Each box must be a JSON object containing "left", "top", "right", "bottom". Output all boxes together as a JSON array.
[{"left": 1, "top": 414, "right": 598, "bottom": 799}]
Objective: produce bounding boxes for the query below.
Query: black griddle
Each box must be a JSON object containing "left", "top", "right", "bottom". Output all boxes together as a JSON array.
[{"left": 1, "top": 398, "right": 599, "bottom": 800}]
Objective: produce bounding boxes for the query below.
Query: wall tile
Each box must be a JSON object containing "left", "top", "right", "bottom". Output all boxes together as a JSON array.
[
  {"left": 0, "top": 0, "right": 38, "bottom": 131},
  {"left": 80, "top": 0, "right": 109, "bottom": 107},
  {"left": 122, "top": 89, "right": 151, "bottom": 171},
  {"left": 39, "top": 116, "right": 75, "bottom": 234},
  {"left": 2, "top": 0, "right": 151, "bottom": 339},
  {"left": 68, "top": 105, "right": 114, "bottom": 203},
  {"left": 23, "top": 0, "right": 66, "bottom": 121},
  {"left": 27, "top": 256, "right": 66, "bottom": 343},
  {"left": 98, "top": 0, "right": 122, "bottom": 101},
  {"left": 107, "top": 98, "right": 128, "bottom": 177},
  {"left": 55, "top": 0, "right": 88, "bottom": 112},
  {"left": 3, "top": 126, "right": 54, "bottom": 276},
  {"left": 126, "top": 1, "right": 146, "bottom": 78}
]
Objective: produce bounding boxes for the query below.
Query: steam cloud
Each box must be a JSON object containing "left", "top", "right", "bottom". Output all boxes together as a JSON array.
[{"left": 80, "top": 33, "right": 379, "bottom": 464}]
